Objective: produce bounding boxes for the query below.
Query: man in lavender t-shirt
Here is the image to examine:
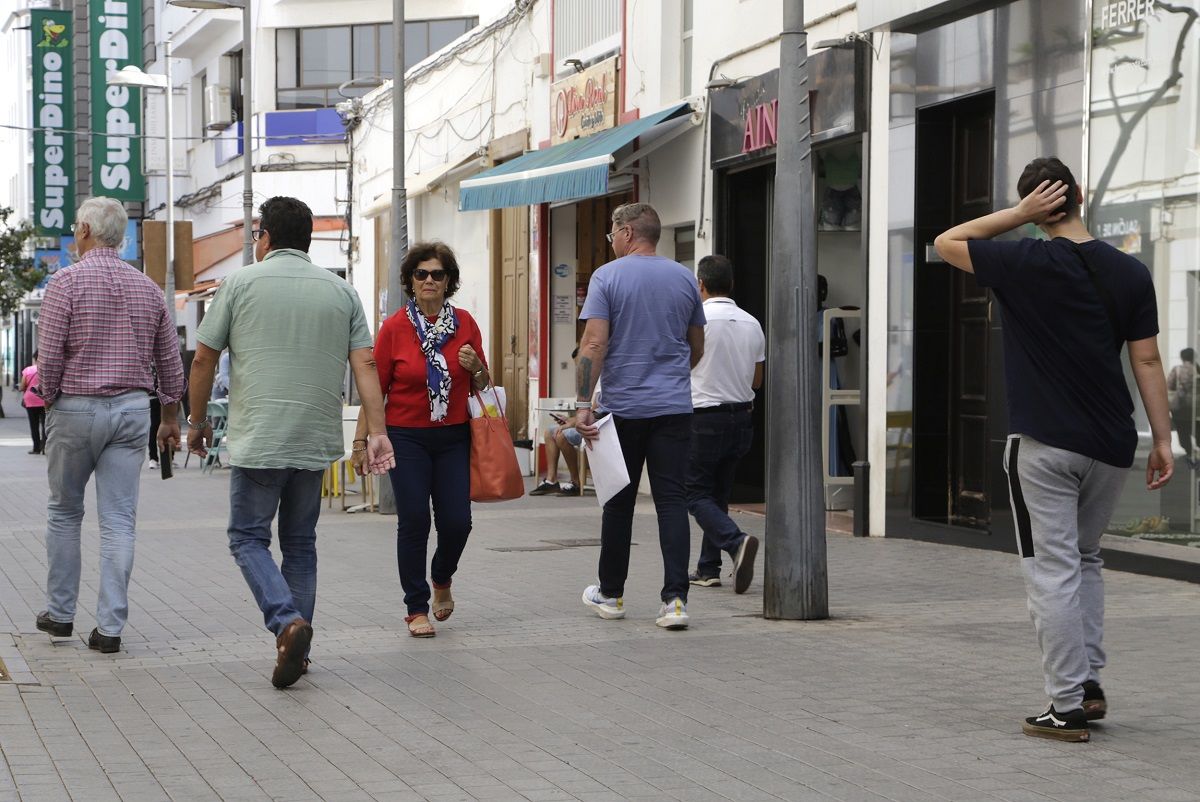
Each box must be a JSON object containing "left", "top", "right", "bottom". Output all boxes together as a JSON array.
[{"left": 575, "top": 202, "right": 706, "bottom": 630}]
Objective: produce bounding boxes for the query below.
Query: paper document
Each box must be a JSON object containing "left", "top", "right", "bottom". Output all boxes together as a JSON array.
[{"left": 588, "top": 414, "right": 630, "bottom": 506}]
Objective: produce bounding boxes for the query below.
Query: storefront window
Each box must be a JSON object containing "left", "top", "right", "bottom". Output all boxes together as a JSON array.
[{"left": 1087, "top": 1, "right": 1200, "bottom": 547}]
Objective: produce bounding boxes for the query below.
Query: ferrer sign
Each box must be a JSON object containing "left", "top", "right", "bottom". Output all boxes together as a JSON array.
[
  {"left": 90, "top": 0, "right": 143, "bottom": 201},
  {"left": 551, "top": 57, "right": 618, "bottom": 145},
  {"left": 31, "top": 10, "right": 74, "bottom": 236}
]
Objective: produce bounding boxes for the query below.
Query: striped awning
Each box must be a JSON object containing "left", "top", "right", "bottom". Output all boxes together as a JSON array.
[{"left": 458, "top": 103, "right": 693, "bottom": 211}]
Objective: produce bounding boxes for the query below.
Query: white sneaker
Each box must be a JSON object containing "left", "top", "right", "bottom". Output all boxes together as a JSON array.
[
  {"left": 582, "top": 585, "right": 625, "bottom": 619},
  {"left": 148, "top": 460, "right": 159, "bottom": 470},
  {"left": 656, "top": 598, "right": 689, "bottom": 629}
]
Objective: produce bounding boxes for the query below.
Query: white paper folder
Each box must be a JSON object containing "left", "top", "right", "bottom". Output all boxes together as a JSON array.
[{"left": 587, "top": 414, "right": 630, "bottom": 506}]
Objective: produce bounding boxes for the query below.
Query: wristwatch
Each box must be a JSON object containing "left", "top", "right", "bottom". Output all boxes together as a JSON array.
[{"left": 575, "top": 400, "right": 592, "bottom": 410}]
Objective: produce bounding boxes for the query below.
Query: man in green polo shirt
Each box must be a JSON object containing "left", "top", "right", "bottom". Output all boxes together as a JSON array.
[{"left": 187, "top": 196, "right": 393, "bottom": 689}]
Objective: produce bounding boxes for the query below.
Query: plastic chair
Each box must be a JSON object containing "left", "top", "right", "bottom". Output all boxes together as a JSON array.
[
  {"left": 322, "top": 406, "right": 376, "bottom": 511},
  {"left": 201, "top": 400, "right": 229, "bottom": 474}
]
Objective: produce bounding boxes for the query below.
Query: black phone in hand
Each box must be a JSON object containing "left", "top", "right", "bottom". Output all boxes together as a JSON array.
[{"left": 160, "top": 447, "right": 173, "bottom": 480}]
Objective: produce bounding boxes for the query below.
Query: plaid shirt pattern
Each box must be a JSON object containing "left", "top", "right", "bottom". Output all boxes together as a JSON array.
[{"left": 37, "top": 247, "right": 185, "bottom": 406}]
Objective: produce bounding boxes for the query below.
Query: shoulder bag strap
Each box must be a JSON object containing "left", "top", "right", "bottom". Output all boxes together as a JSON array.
[{"left": 1061, "top": 238, "right": 1124, "bottom": 354}]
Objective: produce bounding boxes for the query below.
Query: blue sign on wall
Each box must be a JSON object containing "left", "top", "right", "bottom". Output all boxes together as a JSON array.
[{"left": 119, "top": 220, "right": 138, "bottom": 261}]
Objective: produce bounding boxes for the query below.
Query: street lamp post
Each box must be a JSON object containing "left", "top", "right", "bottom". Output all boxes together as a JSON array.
[
  {"left": 169, "top": 0, "right": 253, "bottom": 264},
  {"left": 108, "top": 48, "right": 176, "bottom": 326}
]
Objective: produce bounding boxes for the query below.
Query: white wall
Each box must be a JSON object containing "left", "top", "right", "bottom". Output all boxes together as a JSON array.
[
  {"left": 352, "top": 0, "right": 548, "bottom": 326},
  {"left": 0, "top": 0, "right": 33, "bottom": 221}
]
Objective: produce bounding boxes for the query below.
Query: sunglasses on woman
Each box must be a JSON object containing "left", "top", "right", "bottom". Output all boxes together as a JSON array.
[{"left": 413, "top": 268, "right": 447, "bottom": 282}]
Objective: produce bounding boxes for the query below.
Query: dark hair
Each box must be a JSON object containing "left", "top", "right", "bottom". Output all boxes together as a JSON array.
[
  {"left": 400, "top": 241, "right": 462, "bottom": 298},
  {"left": 1017, "top": 157, "right": 1079, "bottom": 217},
  {"left": 32, "top": 350, "right": 38, "bottom": 360},
  {"left": 1183, "top": 348, "right": 1195, "bottom": 363},
  {"left": 258, "top": 196, "right": 313, "bottom": 251},
  {"left": 697, "top": 254, "right": 734, "bottom": 295}
]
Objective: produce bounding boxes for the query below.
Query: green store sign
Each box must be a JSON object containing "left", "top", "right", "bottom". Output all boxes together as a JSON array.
[
  {"left": 90, "top": 0, "right": 143, "bottom": 202},
  {"left": 31, "top": 9, "right": 73, "bottom": 235}
]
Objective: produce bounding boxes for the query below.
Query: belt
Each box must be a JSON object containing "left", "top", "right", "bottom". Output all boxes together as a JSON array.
[{"left": 693, "top": 402, "right": 753, "bottom": 414}]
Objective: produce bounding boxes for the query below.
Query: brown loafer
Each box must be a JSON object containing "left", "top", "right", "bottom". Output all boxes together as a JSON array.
[{"left": 272, "top": 618, "right": 313, "bottom": 689}]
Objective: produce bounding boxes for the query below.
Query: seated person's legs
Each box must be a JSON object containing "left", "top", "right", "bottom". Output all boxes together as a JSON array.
[{"left": 556, "top": 427, "right": 582, "bottom": 485}]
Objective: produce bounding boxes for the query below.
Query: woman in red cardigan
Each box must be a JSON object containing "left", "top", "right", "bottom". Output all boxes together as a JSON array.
[{"left": 354, "top": 242, "right": 490, "bottom": 637}]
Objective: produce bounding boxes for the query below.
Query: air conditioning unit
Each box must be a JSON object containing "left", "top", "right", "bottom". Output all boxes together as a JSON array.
[{"left": 205, "top": 84, "right": 233, "bottom": 130}]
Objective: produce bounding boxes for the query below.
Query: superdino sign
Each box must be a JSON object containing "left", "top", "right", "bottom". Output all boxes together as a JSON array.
[
  {"left": 31, "top": 9, "right": 74, "bottom": 235},
  {"left": 90, "top": 0, "right": 144, "bottom": 201}
]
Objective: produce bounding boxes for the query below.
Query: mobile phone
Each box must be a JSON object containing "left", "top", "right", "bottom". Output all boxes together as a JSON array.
[
  {"left": 550, "top": 413, "right": 567, "bottom": 425},
  {"left": 160, "top": 446, "right": 173, "bottom": 480}
]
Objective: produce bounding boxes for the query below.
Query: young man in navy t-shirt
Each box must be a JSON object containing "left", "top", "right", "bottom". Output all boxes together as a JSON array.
[{"left": 935, "top": 157, "right": 1174, "bottom": 742}]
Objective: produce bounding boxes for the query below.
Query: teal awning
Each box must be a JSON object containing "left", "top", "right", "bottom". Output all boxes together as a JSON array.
[{"left": 458, "top": 103, "right": 693, "bottom": 211}]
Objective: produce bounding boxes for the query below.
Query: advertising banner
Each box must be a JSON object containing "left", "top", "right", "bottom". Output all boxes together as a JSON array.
[
  {"left": 90, "top": 0, "right": 143, "bottom": 201},
  {"left": 31, "top": 9, "right": 74, "bottom": 235}
]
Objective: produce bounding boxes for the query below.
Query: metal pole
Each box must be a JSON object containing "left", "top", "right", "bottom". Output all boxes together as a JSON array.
[
  {"left": 389, "top": 0, "right": 407, "bottom": 314},
  {"left": 764, "top": 0, "right": 828, "bottom": 619},
  {"left": 164, "top": 40, "right": 176, "bottom": 326},
  {"left": 378, "top": 0, "right": 407, "bottom": 515},
  {"left": 241, "top": 1, "right": 254, "bottom": 264}
]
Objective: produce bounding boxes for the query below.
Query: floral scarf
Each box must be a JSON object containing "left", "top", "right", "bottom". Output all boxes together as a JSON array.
[{"left": 406, "top": 298, "right": 458, "bottom": 422}]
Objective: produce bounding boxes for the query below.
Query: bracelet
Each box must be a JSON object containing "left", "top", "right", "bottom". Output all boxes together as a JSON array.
[
  {"left": 352, "top": 447, "right": 366, "bottom": 453},
  {"left": 352, "top": 438, "right": 367, "bottom": 445},
  {"left": 575, "top": 401, "right": 592, "bottom": 410},
  {"left": 472, "top": 368, "right": 485, "bottom": 377},
  {"left": 187, "top": 416, "right": 210, "bottom": 428}
]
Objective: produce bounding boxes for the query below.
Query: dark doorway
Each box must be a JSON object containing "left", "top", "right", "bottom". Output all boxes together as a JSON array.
[
  {"left": 717, "top": 161, "right": 773, "bottom": 502},
  {"left": 912, "top": 91, "right": 997, "bottom": 529}
]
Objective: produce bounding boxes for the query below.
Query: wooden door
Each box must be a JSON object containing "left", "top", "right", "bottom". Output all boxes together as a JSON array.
[
  {"left": 494, "top": 206, "right": 530, "bottom": 441},
  {"left": 575, "top": 193, "right": 633, "bottom": 343}
]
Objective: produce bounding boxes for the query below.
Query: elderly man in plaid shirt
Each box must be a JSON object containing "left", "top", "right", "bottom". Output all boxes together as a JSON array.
[{"left": 34, "top": 197, "right": 185, "bottom": 655}]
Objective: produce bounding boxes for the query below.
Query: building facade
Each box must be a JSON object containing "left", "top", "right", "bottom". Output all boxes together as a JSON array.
[{"left": 867, "top": 0, "right": 1200, "bottom": 568}]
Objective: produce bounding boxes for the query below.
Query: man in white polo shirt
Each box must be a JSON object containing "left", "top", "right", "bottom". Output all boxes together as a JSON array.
[{"left": 686, "top": 254, "right": 766, "bottom": 594}]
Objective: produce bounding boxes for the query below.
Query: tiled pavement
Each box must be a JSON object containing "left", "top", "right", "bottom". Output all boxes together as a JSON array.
[{"left": 0, "top": 398, "right": 1198, "bottom": 802}]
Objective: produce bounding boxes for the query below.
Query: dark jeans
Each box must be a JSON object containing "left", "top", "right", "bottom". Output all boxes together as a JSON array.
[
  {"left": 387, "top": 424, "right": 472, "bottom": 616},
  {"left": 227, "top": 467, "right": 324, "bottom": 636},
  {"left": 599, "top": 413, "right": 692, "bottom": 603},
  {"left": 687, "top": 408, "right": 754, "bottom": 576},
  {"left": 148, "top": 398, "right": 161, "bottom": 461},
  {"left": 27, "top": 406, "right": 46, "bottom": 452}
]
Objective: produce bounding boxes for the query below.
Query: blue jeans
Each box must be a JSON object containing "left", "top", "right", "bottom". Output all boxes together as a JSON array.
[
  {"left": 687, "top": 409, "right": 754, "bottom": 576},
  {"left": 44, "top": 391, "right": 150, "bottom": 636},
  {"left": 599, "top": 413, "right": 692, "bottom": 603},
  {"left": 387, "top": 424, "right": 472, "bottom": 616},
  {"left": 227, "top": 467, "right": 323, "bottom": 636}
]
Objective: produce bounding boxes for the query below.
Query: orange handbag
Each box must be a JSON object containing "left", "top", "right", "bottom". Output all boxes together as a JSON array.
[{"left": 469, "top": 388, "right": 525, "bottom": 502}]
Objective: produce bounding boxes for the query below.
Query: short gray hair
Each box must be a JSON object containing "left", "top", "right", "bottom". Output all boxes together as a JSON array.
[
  {"left": 612, "top": 202, "right": 661, "bottom": 245},
  {"left": 76, "top": 197, "right": 127, "bottom": 247}
]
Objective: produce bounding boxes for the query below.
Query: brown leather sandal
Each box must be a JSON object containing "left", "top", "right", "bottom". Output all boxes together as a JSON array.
[
  {"left": 406, "top": 613, "right": 436, "bottom": 638},
  {"left": 432, "top": 586, "right": 455, "bottom": 622}
]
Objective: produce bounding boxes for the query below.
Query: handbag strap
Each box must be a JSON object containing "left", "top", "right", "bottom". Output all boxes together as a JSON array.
[{"left": 1059, "top": 238, "right": 1123, "bottom": 354}]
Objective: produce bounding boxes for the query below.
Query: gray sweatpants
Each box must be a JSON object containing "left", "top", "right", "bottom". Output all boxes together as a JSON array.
[{"left": 1003, "top": 434, "right": 1128, "bottom": 712}]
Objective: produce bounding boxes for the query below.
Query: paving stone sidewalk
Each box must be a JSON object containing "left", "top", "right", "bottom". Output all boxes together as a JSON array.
[{"left": 0, "top": 398, "right": 1198, "bottom": 802}]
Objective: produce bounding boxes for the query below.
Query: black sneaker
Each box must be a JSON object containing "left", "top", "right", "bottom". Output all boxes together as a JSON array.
[
  {"left": 1022, "top": 704, "right": 1089, "bottom": 742},
  {"left": 36, "top": 611, "right": 72, "bottom": 637},
  {"left": 733, "top": 535, "right": 759, "bottom": 595},
  {"left": 529, "top": 480, "right": 559, "bottom": 496},
  {"left": 1082, "top": 680, "right": 1107, "bottom": 721},
  {"left": 688, "top": 571, "right": 721, "bottom": 587},
  {"left": 556, "top": 482, "right": 582, "bottom": 496},
  {"left": 88, "top": 628, "right": 121, "bottom": 654}
]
